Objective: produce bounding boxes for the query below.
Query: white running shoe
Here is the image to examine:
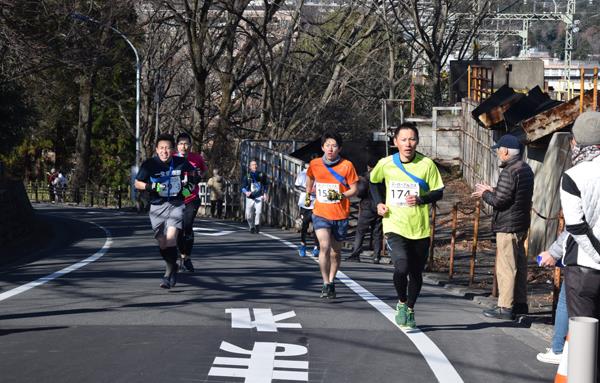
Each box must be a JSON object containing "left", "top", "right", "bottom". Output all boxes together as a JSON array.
[{"left": 536, "top": 348, "right": 562, "bottom": 364}]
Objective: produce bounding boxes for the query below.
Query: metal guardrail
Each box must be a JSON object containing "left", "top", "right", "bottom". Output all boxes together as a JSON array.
[
  {"left": 26, "top": 182, "right": 133, "bottom": 208},
  {"left": 26, "top": 181, "right": 241, "bottom": 216}
]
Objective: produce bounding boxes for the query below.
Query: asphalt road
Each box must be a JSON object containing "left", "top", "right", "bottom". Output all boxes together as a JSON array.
[{"left": 0, "top": 205, "right": 557, "bottom": 383}]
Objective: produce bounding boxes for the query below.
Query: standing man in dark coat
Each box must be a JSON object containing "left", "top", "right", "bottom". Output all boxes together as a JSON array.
[
  {"left": 472, "top": 134, "right": 534, "bottom": 320},
  {"left": 346, "top": 159, "right": 383, "bottom": 264}
]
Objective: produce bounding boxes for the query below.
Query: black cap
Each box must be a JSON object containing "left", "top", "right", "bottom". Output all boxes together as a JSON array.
[{"left": 491, "top": 134, "right": 520, "bottom": 150}]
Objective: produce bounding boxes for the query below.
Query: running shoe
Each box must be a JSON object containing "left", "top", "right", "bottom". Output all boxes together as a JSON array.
[
  {"left": 299, "top": 245, "right": 307, "bottom": 257},
  {"left": 250, "top": 227, "right": 256, "bottom": 234},
  {"left": 170, "top": 270, "right": 177, "bottom": 287},
  {"left": 395, "top": 302, "right": 407, "bottom": 327},
  {"left": 345, "top": 255, "right": 360, "bottom": 263},
  {"left": 320, "top": 284, "right": 328, "bottom": 298},
  {"left": 255, "top": 225, "right": 260, "bottom": 234},
  {"left": 405, "top": 308, "right": 416, "bottom": 329},
  {"left": 182, "top": 258, "right": 195, "bottom": 273},
  {"left": 160, "top": 277, "right": 171, "bottom": 289},
  {"left": 536, "top": 348, "right": 562, "bottom": 364},
  {"left": 312, "top": 246, "right": 319, "bottom": 257},
  {"left": 327, "top": 283, "right": 336, "bottom": 299}
]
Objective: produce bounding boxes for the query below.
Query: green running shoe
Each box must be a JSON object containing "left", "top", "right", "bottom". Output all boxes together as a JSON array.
[
  {"left": 327, "top": 283, "right": 336, "bottom": 299},
  {"left": 320, "top": 284, "right": 328, "bottom": 298},
  {"left": 395, "top": 302, "right": 407, "bottom": 326},
  {"left": 405, "top": 308, "right": 416, "bottom": 329}
]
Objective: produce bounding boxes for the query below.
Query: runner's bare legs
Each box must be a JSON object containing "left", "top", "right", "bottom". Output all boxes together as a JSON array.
[{"left": 316, "top": 228, "right": 332, "bottom": 283}]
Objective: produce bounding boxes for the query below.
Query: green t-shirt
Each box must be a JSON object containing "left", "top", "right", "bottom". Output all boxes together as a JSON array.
[{"left": 370, "top": 153, "right": 444, "bottom": 239}]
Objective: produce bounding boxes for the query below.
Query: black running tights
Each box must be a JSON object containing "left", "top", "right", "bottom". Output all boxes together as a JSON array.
[
  {"left": 387, "top": 233, "right": 430, "bottom": 309},
  {"left": 177, "top": 199, "right": 201, "bottom": 256}
]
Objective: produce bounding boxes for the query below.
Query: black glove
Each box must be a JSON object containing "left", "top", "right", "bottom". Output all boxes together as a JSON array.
[{"left": 145, "top": 182, "right": 160, "bottom": 192}]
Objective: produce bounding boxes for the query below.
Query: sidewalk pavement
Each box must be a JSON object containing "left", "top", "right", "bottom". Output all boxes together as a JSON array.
[{"left": 342, "top": 187, "right": 557, "bottom": 344}]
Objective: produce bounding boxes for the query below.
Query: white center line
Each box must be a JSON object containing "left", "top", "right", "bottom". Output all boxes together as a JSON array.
[{"left": 0, "top": 222, "right": 112, "bottom": 302}]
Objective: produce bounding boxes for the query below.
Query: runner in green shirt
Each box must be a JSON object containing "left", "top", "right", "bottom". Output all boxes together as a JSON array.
[{"left": 370, "top": 123, "right": 444, "bottom": 329}]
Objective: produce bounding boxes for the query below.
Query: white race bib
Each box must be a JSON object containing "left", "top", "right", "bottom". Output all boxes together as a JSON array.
[
  {"left": 388, "top": 181, "right": 419, "bottom": 207},
  {"left": 158, "top": 176, "right": 182, "bottom": 197},
  {"left": 316, "top": 182, "right": 339, "bottom": 204}
]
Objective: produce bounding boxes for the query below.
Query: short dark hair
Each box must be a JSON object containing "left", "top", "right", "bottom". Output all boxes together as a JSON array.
[
  {"left": 393, "top": 122, "right": 419, "bottom": 140},
  {"left": 176, "top": 132, "right": 192, "bottom": 144},
  {"left": 321, "top": 131, "right": 343, "bottom": 147},
  {"left": 156, "top": 133, "right": 175, "bottom": 148}
]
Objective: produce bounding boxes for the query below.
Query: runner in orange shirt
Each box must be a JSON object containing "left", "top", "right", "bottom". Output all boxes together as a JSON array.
[{"left": 305, "top": 131, "right": 358, "bottom": 299}]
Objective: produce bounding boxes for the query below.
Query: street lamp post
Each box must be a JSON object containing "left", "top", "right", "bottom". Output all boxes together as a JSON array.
[{"left": 70, "top": 12, "right": 141, "bottom": 171}]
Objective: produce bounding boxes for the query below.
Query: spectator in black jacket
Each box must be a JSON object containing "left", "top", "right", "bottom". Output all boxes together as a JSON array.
[
  {"left": 346, "top": 159, "right": 383, "bottom": 264},
  {"left": 472, "top": 134, "right": 534, "bottom": 320}
]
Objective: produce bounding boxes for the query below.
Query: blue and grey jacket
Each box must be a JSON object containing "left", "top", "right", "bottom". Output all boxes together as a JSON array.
[{"left": 241, "top": 171, "right": 269, "bottom": 199}]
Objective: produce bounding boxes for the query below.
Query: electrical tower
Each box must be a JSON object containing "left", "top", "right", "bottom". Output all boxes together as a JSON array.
[{"left": 469, "top": 0, "right": 577, "bottom": 84}]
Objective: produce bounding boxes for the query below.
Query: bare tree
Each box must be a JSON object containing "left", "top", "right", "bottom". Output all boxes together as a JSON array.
[{"left": 388, "top": 0, "right": 491, "bottom": 107}]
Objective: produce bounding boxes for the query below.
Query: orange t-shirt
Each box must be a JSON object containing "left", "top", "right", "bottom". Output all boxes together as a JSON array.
[{"left": 306, "top": 158, "right": 358, "bottom": 220}]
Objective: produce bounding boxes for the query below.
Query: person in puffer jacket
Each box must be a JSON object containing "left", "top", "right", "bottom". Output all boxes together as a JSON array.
[
  {"left": 472, "top": 134, "right": 534, "bottom": 320},
  {"left": 540, "top": 111, "right": 600, "bottom": 381}
]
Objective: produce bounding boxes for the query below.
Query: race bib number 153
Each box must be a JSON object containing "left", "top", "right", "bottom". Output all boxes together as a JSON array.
[{"left": 316, "top": 183, "right": 339, "bottom": 204}]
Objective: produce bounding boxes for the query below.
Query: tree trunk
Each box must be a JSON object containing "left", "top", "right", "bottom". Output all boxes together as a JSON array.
[
  {"left": 71, "top": 71, "right": 95, "bottom": 195},
  {"left": 431, "top": 60, "right": 443, "bottom": 107}
]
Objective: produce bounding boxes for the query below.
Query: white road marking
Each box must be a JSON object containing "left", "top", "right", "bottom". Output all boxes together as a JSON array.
[
  {"left": 209, "top": 341, "right": 309, "bottom": 382},
  {"left": 192, "top": 227, "right": 234, "bottom": 236},
  {"left": 242, "top": 224, "right": 464, "bottom": 383},
  {"left": 0, "top": 222, "right": 112, "bottom": 302},
  {"left": 226, "top": 308, "right": 302, "bottom": 332}
]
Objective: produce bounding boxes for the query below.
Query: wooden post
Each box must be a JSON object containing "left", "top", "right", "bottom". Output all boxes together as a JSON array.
[
  {"left": 524, "top": 228, "right": 530, "bottom": 259},
  {"left": 593, "top": 67, "right": 598, "bottom": 111},
  {"left": 118, "top": 186, "right": 122, "bottom": 209},
  {"left": 469, "top": 200, "right": 481, "bottom": 286},
  {"left": 90, "top": 186, "right": 94, "bottom": 207},
  {"left": 104, "top": 188, "right": 109, "bottom": 207},
  {"left": 428, "top": 202, "right": 437, "bottom": 271},
  {"left": 467, "top": 65, "right": 472, "bottom": 100},
  {"left": 580, "top": 67, "right": 585, "bottom": 113},
  {"left": 34, "top": 182, "right": 39, "bottom": 203},
  {"left": 448, "top": 203, "right": 458, "bottom": 280}
]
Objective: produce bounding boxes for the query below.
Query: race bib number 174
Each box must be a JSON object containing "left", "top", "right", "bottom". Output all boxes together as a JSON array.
[{"left": 389, "top": 181, "right": 419, "bottom": 207}]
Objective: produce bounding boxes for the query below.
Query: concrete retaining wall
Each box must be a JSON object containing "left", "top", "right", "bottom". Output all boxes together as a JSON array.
[{"left": 1, "top": 180, "right": 35, "bottom": 249}]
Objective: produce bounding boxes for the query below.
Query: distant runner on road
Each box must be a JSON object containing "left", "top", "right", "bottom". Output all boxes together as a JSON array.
[
  {"left": 134, "top": 133, "right": 199, "bottom": 289},
  {"left": 174, "top": 132, "right": 208, "bottom": 273},
  {"left": 305, "top": 131, "right": 358, "bottom": 299},
  {"left": 370, "top": 123, "right": 444, "bottom": 328},
  {"left": 295, "top": 157, "right": 319, "bottom": 257},
  {"left": 241, "top": 160, "right": 269, "bottom": 234}
]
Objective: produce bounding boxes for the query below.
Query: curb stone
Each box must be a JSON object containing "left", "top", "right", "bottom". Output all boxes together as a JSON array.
[{"left": 424, "top": 272, "right": 554, "bottom": 343}]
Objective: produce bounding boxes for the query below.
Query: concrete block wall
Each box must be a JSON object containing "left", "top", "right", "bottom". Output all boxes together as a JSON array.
[{"left": 406, "top": 106, "right": 462, "bottom": 164}]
